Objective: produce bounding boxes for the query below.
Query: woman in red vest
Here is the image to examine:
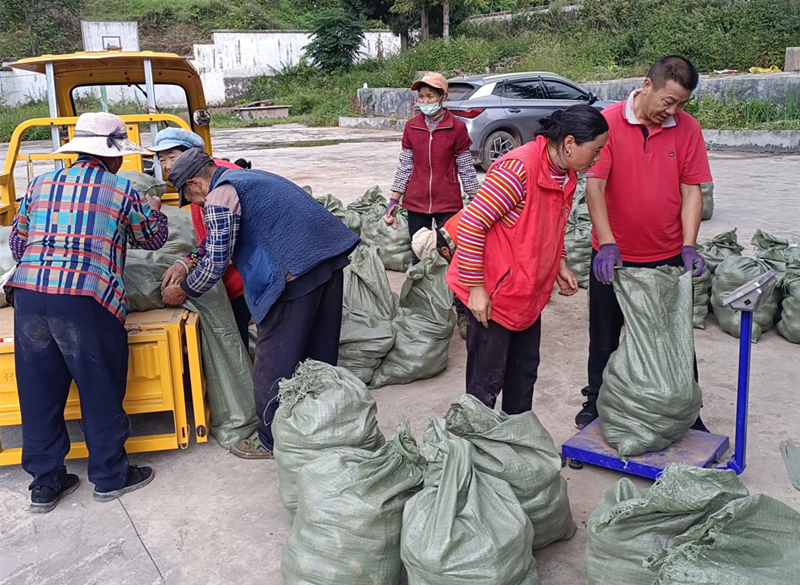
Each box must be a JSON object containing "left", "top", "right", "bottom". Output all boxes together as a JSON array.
[{"left": 446, "top": 105, "right": 609, "bottom": 414}]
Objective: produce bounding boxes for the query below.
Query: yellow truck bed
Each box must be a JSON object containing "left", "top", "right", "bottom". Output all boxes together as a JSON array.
[{"left": 0, "top": 306, "right": 209, "bottom": 465}]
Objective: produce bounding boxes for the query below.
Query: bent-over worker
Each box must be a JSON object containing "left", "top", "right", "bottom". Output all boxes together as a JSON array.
[
  {"left": 447, "top": 105, "right": 609, "bottom": 414},
  {"left": 7, "top": 112, "right": 168, "bottom": 512},
  {"left": 160, "top": 149, "right": 359, "bottom": 459},
  {"left": 575, "top": 55, "right": 712, "bottom": 429}
]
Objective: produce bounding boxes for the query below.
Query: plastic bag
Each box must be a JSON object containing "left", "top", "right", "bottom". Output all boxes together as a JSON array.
[
  {"left": 711, "top": 256, "right": 780, "bottom": 342},
  {"left": 598, "top": 267, "right": 702, "bottom": 458},
  {"left": 348, "top": 186, "right": 412, "bottom": 272},
  {"left": 371, "top": 252, "right": 455, "bottom": 389},
  {"left": 586, "top": 465, "right": 749, "bottom": 585},
  {"left": 692, "top": 266, "right": 712, "bottom": 329},
  {"left": 401, "top": 418, "right": 540, "bottom": 585},
  {"left": 697, "top": 229, "right": 744, "bottom": 274},
  {"left": 700, "top": 182, "right": 714, "bottom": 220},
  {"left": 339, "top": 245, "right": 397, "bottom": 383},
  {"left": 564, "top": 179, "right": 592, "bottom": 289},
  {"left": 648, "top": 494, "right": 800, "bottom": 585},
  {"left": 273, "top": 360, "right": 385, "bottom": 515},
  {"left": 282, "top": 419, "right": 424, "bottom": 585},
  {"left": 315, "top": 192, "right": 361, "bottom": 236},
  {"left": 445, "top": 394, "right": 576, "bottom": 549}
]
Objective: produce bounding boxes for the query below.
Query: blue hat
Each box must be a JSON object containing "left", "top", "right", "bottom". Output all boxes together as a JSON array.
[{"left": 150, "top": 127, "right": 205, "bottom": 153}]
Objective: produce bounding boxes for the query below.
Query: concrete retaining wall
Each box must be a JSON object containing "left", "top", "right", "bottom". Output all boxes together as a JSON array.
[
  {"left": 583, "top": 72, "right": 800, "bottom": 103},
  {"left": 339, "top": 116, "right": 408, "bottom": 132},
  {"left": 356, "top": 88, "right": 417, "bottom": 117}
]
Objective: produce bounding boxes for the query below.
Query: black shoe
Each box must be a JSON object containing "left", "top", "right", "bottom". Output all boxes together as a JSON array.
[
  {"left": 575, "top": 387, "right": 599, "bottom": 429},
  {"left": 690, "top": 416, "right": 710, "bottom": 433},
  {"left": 93, "top": 466, "right": 155, "bottom": 502},
  {"left": 30, "top": 474, "right": 80, "bottom": 513}
]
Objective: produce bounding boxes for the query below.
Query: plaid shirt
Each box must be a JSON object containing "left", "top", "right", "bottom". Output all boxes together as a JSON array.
[{"left": 7, "top": 156, "right": 168, "bottom": 322}]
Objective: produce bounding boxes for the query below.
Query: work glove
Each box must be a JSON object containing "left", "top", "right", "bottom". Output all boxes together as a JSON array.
[
  {"left": 682, "top": 245, "right": 706, "bottom": 277},
  {"left": 592, "top": 243, "right": 623, "bottom": 285}
]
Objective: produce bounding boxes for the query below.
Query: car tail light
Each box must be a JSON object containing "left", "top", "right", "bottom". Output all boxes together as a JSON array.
[{"left": 451, "top": 108, "right": 485, "bottom": 119}]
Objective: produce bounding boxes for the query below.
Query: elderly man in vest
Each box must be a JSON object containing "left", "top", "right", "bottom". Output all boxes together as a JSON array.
[
  {"left": 8, "top": 112, "right": 168, "bottom": 512},
  {"left": 161, "top": 148, "right": 359, "bottom": 459}
]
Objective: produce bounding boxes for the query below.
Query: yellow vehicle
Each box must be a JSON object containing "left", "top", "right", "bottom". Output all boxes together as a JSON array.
[{"left": 0, "top": 52, "right": 214, "bottom": 464}]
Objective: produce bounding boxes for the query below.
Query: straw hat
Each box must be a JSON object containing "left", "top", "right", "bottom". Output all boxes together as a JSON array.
[{"left": 55, "top": 112, "right": 151, "bottom": 158}]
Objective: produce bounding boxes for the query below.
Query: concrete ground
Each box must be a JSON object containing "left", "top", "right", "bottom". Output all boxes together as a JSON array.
[{"left": 1, "top": 126, "right": 799, "bottom": 585}]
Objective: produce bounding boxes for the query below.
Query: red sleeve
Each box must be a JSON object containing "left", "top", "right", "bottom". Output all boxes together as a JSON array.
[
  {"left": 454, "top": 121, "right": 472, "bottom": 154},
  {"left": 679, "top": 119, "right": 713, "bottom": 184},
  {"left": 586, "top": 128, "right": 613, "bottom": 180},
  {"left": 401, "top": 124, "right": 412, "bottom": 150}
]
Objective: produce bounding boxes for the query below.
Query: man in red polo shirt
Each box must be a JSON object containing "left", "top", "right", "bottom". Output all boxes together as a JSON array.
[{"left": 575, "top": 55, "right": 712, "bottom": 429}]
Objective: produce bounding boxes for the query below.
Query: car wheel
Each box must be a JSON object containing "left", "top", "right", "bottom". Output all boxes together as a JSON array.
[{"left": 481, "top": 130, "right": 519, "bottom": 171}]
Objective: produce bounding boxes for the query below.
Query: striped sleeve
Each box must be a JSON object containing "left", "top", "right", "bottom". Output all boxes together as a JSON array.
[
  {"left": 457, "top": 159, "right": 527, "bottom": 286},
  {"left": 9, "top": 180, "right": 35, "bottom": 262}
]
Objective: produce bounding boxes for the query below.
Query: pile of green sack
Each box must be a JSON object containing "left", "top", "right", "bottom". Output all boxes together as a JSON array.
[
  {"left": 564, "top": 178, "right": 592, "bottom": 289},
  {"left": 347, "top": 186, "right": 412, "bottom": 272},
  {"left": 370, "top": 251, "right": 455, "bottom": 389},
  {"left": 586, "top": 464, "right": 800, "bottom": 585},
  {"left": 598, "top": 267, "right": 701, "bottom": 457},
  {"left": 277, "top": 362, "right": 577, "bottom": 585},
  {"left": 313, "top": 191, "right": 362, "bottom": 236}
]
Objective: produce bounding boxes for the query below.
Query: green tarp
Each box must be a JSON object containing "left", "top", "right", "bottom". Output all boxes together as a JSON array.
[
  {"left": 585, "top": 465, "right": 750, "bottom": 585},
  {"left": 598, "top": 267, "right": 702, "bottom": 458},
  {"left": 445, "top": 394, "right": 576, "bottom": 549},
  {"left": 348, "top": 186, "right": 412, "bottom": 272},
  {"left": 401, "top": 418, "right": 540, "bottom": 585},
  {"left": 711, "top": 256, "right": 780, "bottom": 342},
  {"left": 273, "top": 360, "right": 385, "bottom": 516},
  {"left": 697, "top": 229, "right": 744, "bottom": 274},
  {"left": 281, "top": 419, "right": 424, "bottom": 585},
  {"left": 371, "top": 252, "right": 455, "bottom": 389},
  {"left": 648, "top": 494, "right": 800, "bottom": 584},
  {"left": 564, "top": 178, "right": 592, "bottom": 289},
  {"left": 339, "top": 245, "right": 397, "bottom": 383},
  {"left": 124, "top": 251, "right": 257, "bottom": 448}
]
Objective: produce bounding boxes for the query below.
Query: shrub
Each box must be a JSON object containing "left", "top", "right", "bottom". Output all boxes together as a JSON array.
[{"left": 304, "top": 8, "right": 367, "bottom": 72}]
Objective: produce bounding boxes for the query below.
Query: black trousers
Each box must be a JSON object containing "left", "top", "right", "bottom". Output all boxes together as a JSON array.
[
  {"left": 14, "top": 290, "right": 130, "bottom": 491},
  {"left": 407, "top": 210, "right": 456, "bottom": 264},
  {"left": 229, "top": 294, "right": 252, "bottom": 350},
  {"left": 587, "top": 250, "right": 696, "bottom": 396},
  {"left": 254, "top": 269, "right": 344, "bottom": 450},
  {"left": 465, "top": 310, "right": 542, "bottom": 415}
]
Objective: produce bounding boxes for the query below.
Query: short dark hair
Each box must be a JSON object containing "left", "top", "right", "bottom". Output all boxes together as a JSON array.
[
  {"left": 647, "top": 55, "right": 699, "bottom": 91},
  {"left": 534, "top": 105, "right": 609, "bottom": 146},
  {"left": 417, "top": 83, "right": 444, "bottom": 97}
]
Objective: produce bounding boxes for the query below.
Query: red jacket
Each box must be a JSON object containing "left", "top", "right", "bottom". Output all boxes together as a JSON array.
[
  {"left": 189, "top": 158, "right": 245, "bottom": 299},
  {"left": 447, "top": 136, "right": 576, "bottom": 331},
  {"left": 401, "top": 109, "right": 471, "bottom": 214}
]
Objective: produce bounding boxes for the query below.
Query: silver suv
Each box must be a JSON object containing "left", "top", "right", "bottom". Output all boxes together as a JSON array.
[{"left": 444, "top": 72, "right": 615, "bottom": 170}]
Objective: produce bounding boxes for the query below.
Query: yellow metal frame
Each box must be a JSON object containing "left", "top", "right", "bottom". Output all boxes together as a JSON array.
[{"left": 0, "top": 308, "right": 209, "bottom": 466}]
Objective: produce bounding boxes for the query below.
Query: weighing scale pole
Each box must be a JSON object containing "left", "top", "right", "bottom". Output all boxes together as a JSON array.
[{"left": 724, "top": 310, "right": 752, "bottom": 474}]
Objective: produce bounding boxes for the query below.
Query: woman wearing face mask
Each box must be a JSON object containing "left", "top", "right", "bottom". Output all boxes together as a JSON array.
[
  {"left": 446, "top": 105, "right": 609, "bottom": 415},
  {"left": 385, "top": 72, "right": 480, "bottom": 263}
]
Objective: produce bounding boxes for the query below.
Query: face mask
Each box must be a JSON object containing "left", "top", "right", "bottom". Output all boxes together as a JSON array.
[{"left": 419, "top": 102, "right": 442, "bottom": 116}]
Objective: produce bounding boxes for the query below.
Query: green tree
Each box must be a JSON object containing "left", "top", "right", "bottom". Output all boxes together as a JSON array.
[
  {"left": 0, "top": 0, "right": 83, "bottom": 57},
  {"left": 392, "top": 0, "right": 487, "bottom": 43},
  {"left": 304, "top": 8, "right": 367, "bottom": 72}
]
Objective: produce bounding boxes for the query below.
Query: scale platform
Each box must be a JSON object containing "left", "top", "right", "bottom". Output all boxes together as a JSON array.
[{"left": 562, "top": 420, "right": 730, "bottom": 480}]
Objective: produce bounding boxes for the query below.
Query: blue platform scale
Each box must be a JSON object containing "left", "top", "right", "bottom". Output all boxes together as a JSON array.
[{"left": 562, "top": 270, "right": 778, "bottom": 480}]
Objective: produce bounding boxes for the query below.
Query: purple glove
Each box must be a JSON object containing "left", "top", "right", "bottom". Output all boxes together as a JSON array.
[
  {"left": 593, "top": 243, "right": 623, "bottom": 285},
  {"left": 385, "top": 198, "right": 399, "bottom": 217},
  {"left": 682, "top": 245, "right": 706, "bottom": 277}
]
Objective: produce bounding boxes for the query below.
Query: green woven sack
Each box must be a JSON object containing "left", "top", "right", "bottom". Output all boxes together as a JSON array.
[
  {"left": 648, "top": 494, "right": 800, "bottom": 584},
  {"left": 348, "top": 186, "right": 412, "bottom": 272},
  {"left": 586, "top": 465, "right": 749, "bottom": 585},
  {"left": 401, "top": 418, "right": 540, "bottom": 585},
  {"left": 697, "top": 229, "right": 744, "bottom": 274},
  {"left": 117, "top": 169, "right": 167, "bottom": 198},
  {"left": 777, "top": 268, "right": 800, "bottom": 343},
  {"left": 751, "top": 229, "right": 791, "bottom": 284},
  {"left": 273, "top": 360, "right": 385, "bottom": 515},
  {"left": 445, "top": 394, "right": 576, "bottom": 549},
  {"left": 598, "top": 267, "right": 702, "bottom": 458},
  {"left": 564, "top": 180, "right": 592, "bottom": 289},
  {"left": 339, "top": 245, "right": 397, "bottom": 383},
  {"left": 711, "top": 256, "right": 780, "bottom": 343},
  {"left": 157, "top": 205, "right": 198, "bottom": 257},
  {"left": 701, "top": 182, "right": 714, "bottom": 220},
  {"left": 692, "top": 266, "right": 712, "bottom": 330},
  {"left": 371, "top": 252, "right": 455, "bottom": 389},
  {"left": 315, "top": 192, "right": 361, "bottom": 236},
  {"left": 281, "top": 419, "right": 425, "bottom": 585}
]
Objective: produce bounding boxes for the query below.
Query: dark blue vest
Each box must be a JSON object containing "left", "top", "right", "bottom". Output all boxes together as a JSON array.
[{"left": 210, "top": 168, "right": 359, "bottom": 323}]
